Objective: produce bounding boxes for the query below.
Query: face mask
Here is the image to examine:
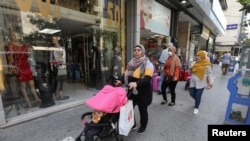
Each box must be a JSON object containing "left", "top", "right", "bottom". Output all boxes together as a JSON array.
[{"left": 168, "top": 51, "right": 173, "bottom": 56}]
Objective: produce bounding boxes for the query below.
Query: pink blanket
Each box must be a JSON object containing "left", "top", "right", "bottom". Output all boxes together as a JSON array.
[{"left": 85, "top": 85, "right": 128, "bottom": 113}]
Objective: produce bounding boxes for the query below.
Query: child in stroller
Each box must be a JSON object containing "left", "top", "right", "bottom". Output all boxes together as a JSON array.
[{"left": 76, "top": 85, "right": 128, "bottom": 141}]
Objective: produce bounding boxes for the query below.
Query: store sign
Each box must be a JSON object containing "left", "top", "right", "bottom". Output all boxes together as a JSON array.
[
  {"left": 104, "top": 0, "right": 125, "bottom": 29},
  {"left": 16, "top": 0, "right": 61, "bottom": 19},
  {"left": 140, "top": 0, "right": 171, "bottom": 36},
  {"left": 226, "top": 24, "right": 238, "bottom": 30}
]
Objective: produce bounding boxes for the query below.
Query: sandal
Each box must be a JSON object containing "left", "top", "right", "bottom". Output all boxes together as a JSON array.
[
  {"left": 161, "top": 100, "right": 167, "bottom": 105},
  {"left": 168, "top": 102, "right": 175, "bottom": 106}
]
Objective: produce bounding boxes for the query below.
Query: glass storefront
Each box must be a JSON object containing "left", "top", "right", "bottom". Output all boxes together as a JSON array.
[
  {"left": 0, "top": 0, "right": 126, "bottom": 120},
  {"left": 139, "top": 0, "right": 171, "bottom": 58}
]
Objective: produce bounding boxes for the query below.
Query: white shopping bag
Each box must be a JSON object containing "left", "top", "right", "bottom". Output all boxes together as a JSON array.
[{"left": 118, "top": 100, "right": 134, "bottom": 136}]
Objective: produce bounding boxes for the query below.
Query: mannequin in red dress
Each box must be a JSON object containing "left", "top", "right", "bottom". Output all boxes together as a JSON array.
[{"left": 5, "top": 31, "right": 41, "bottom": 108}]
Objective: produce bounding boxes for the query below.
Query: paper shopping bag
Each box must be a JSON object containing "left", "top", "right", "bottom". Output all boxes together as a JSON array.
[{"left": 118, "top": 100, "right": 134, "bottom": 136}]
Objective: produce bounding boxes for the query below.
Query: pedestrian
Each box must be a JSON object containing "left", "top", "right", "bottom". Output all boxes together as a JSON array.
[
  {"left": 158, "top": 42, "right": 173, "bottom": 94},
  {"left": 189, "top": 50, "right": 213, "bottom": 115},
  {"left": 114, "top": 44, "right": 154, "bottom": 134},
  {"left": 160, "top": 46, "right": 181, "bottom": 106},
  {"left": 221, "top": 51, "right": 231, "bottom": 75}
]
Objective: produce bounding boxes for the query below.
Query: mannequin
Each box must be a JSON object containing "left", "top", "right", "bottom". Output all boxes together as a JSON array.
[
  {"left": 5, "top": 31, "right": 41, "bottom": 108},
  {"left": 49, "top": 36, "right": 69, "bottom": 100}
]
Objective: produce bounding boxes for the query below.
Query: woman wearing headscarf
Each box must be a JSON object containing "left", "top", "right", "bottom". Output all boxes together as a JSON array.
[
  {"left": 189, "top": 50, "right": 213, "bottom": 115},
  {"left": 115, "top": 44, "right": 154, "bottom": 134},
  {"left": 160, "top": 46, "right": 182, "bottom": 106}
]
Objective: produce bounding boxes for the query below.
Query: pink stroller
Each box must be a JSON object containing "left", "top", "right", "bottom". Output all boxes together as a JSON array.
[{"left": 76, "top": 85, "right": 128, "bottom": 141}]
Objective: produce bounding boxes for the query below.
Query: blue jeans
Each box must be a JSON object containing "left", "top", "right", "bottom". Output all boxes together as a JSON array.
[
  {"left": 189, "top": 87, "right": 205, "bottom": 109},
  {"left": 158, "top": 69, "right": 164, "bottom": 92}
]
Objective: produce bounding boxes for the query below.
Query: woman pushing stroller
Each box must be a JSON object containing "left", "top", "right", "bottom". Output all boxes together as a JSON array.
[
  {"left": 80, "top": 44, "right": 154, "bottom": 141},
  {"left": 115, "top": 44, "right": 154, "bottom": 134}
]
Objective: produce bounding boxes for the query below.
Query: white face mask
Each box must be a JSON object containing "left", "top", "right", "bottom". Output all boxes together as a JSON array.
[{"left": 168, "top": 51, "right": 173, "bottom": 56}]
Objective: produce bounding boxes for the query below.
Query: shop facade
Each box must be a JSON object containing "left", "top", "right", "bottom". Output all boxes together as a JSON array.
[
  {"left": 155, "top": 0, "right": 227, "bottom": 67},
  {"left": 126, "top": 0, "right": 176, "bottom": 64},
  {"left": 0, "top": 0, "right": 126, "bottom": 125}
]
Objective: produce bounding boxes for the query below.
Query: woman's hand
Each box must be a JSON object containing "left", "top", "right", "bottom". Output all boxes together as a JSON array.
[
  {"left": 173, "top": 77, "right": 178, "bottom": 81},
  {"left": 114, "top": 80, "right": 121, "bottom": 86},
  {"left": 206, "top": 83, "right": 213, "bottom": 89},
  {"left": 128, "top": 82, "right": 137, "bottom": 90}
]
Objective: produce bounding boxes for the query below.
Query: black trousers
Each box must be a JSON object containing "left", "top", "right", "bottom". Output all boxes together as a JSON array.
[
  {"left": 161, "top": 80, "right": 178, "bottom": 103},
  {"left": 133, "top": 102, "right": 148, "bottom": 129}
]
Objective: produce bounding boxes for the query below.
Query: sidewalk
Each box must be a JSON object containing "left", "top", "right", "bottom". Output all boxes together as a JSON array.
[{"left": 0, "top": 64, "right": 232, "bottom": 141}]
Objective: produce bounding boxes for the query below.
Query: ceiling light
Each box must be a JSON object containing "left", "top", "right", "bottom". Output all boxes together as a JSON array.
[
  {"left": 180, "top": 0, "right": 187, "bottom": 4},
  {"left": 39, "top": 28, "right": 61, "bottom": 34}
]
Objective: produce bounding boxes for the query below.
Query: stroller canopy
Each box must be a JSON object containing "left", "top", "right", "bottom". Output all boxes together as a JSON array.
[{"left": 85, "top": 85, "right": 128, "bottom": 113}]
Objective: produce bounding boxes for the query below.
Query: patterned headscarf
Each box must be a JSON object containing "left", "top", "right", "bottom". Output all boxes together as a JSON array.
[
  {"left": 124, "top": 44, "right": 147, "bottom": 85},
  {"left": 192, "top": 50, "right": 211, "bottom": 80}
]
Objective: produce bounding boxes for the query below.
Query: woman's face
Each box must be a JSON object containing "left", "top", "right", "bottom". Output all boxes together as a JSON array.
[
  {"left": 196, "top": 54, "right": 201, "bottom": 62},
  {"left": 133, "top": 47, "right": 143, "bottom": 59},
  {"left": 11, "top": 32, "right": 18, "bottom": 42}
]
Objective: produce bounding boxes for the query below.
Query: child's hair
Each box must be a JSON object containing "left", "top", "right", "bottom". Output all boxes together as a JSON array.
[{"left": 92, "top": 110, "right": 106, "bottom": 123}]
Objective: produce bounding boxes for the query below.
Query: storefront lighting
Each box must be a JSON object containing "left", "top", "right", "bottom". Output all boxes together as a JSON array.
[
  {"left": 180, "top": 0, "right": 187, "bottom": 4},
  {"left": 39, "top": 28, "right": 61, "bottom": 34}
]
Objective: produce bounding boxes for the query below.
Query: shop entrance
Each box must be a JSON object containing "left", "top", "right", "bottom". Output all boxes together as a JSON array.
[{"left": 69, "top": 35, "right": 100, "bottom": 88}]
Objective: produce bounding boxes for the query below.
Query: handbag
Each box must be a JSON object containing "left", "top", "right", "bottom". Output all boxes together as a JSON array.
[
  {"left": 118, "top": 100, "right": 134, "bottom": 136},
  {"left": 58, "top": 69, "right": 67, "bottom": 76},
  {"left": 163, "top": 75, "right": 172, "bottom": 83},
  {"left": 57, "top": 68, "right": 67, "bottom": 80}
]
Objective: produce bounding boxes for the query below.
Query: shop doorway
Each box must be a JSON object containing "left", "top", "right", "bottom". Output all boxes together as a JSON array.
[{"left": 69, "top": 35, "right": 100, "bottom": 88}]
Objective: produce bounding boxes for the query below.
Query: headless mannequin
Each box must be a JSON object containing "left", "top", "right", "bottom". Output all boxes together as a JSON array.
[
  {"left": 6, "top": 31, "right": 41, "bottom": 108},
  {"left": 49, "top": 36, "right": 69, "bottom": 100}
]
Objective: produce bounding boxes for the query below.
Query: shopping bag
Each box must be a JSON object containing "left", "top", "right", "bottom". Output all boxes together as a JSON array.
[{"left": 119, "top": 100, "right": 134, "bottom": 136}]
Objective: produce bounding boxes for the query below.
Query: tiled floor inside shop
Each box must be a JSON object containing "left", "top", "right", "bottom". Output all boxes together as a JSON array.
[{"left": 3, "top": 81, "right": 98, "bottom": 119}]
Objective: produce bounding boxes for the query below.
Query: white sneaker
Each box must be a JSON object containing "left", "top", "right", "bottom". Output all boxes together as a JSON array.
[{"left": 193, "top": 108, "right": 199, "bottom": 115}]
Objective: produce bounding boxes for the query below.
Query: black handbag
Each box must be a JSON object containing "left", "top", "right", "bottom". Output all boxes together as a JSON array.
[{"left": 163, "top": 75, "right": 172, "bottom": 83}]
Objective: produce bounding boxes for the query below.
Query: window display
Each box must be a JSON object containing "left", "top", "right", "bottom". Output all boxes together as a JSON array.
[
  {"left": 0, "top": 0, "right": 126, "bottom": 124},
  {"left": 4, "top": 31, "right": 41, "bottom": 108}
]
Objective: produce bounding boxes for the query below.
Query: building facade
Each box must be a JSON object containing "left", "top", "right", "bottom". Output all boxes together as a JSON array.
[{"left": 215, "top": 0, "right": 243, "bottom": 59}]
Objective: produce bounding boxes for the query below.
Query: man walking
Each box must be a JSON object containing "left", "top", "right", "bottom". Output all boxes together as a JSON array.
[{"left": 221, "top": 51, "right": 231, "bottom": 75}]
